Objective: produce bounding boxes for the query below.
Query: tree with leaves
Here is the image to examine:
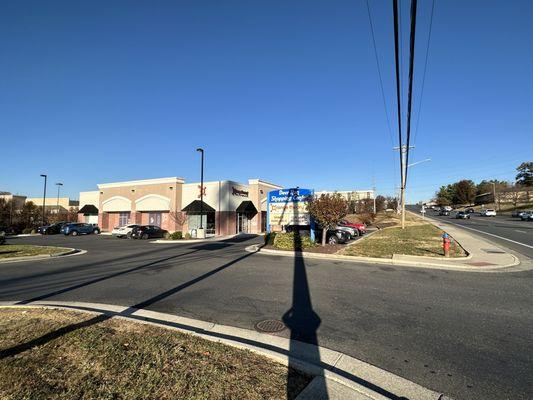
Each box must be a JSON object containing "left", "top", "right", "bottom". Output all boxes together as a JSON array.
[
  {"left": 516, "top": 162, "right": 533, "bottom": 187},
  {"left": 435, "top": 185, "right": 454, "bottom": 206},
  {"left": 452, "top": 180, "right": 477, "bottom": 205},
  {"left": 308, "top": 193, "right": 348, "bottom": 246},
  {"left": 375, "top": 195, "right": 386, "bottom": 212}
]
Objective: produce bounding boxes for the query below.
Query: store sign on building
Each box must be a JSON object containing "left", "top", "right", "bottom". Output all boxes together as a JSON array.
[
  {"left": 232, "top": 187, "right": 249, "bottom": 197},
  {"left": 267, "top": 188, "right": 312, "bottom": 228}
]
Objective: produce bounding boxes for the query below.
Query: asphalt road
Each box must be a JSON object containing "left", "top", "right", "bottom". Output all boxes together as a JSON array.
[
  {"left": 1, "top": 234, "right": 532, "bottom": 400},
  {"left": 407, "top": 205, "right": 533, "bottom": 259}
]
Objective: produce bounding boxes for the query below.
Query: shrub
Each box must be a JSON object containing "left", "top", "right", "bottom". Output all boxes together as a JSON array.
[
  {"left": 273, "top": 232, "right": 315, "bottom": 251},
  {"left": 358, "top": 212, "right": 376, "bottom": 225},
  {"left": 184, "top": 232, "right": 192, "bottom": 240},
  {"left": 265, "top": 232, "right": 277, "bottom": 245},
  {"left": 168, "top": 231, "right": 183, "bottom": 240}
]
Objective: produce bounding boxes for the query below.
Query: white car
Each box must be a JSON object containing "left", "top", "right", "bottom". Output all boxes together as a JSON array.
[
  {"left": 480, "top": 209, "right": 497, "bottom": 217},
  {"left": 111, "top": 224, "right": 140, "bottom": 238}
]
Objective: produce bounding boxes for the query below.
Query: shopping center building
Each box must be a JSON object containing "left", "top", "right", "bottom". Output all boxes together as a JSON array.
[{"left": 78, "top": 177, "right": 281, "bottom": 236}]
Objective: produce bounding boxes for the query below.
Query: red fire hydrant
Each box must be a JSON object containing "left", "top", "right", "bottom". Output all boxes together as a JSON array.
[{"left": 442, "top": 233, "right": 451, "bottom": 258}]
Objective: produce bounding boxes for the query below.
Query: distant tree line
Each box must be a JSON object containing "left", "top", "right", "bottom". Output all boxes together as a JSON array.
[{"left": 434, "top": 162, "right": 532, "bottom": 206}]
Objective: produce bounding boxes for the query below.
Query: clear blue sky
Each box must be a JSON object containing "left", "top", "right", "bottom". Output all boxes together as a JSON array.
[{"left": 1, "top": 0, "right": 532, "bottom": 202}]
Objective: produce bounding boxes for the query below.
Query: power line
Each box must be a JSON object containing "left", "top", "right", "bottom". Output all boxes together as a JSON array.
[
  {"left": 404, "top": 0, "right": 418, "bottom": 186},
  {"left": 365, "top": 0, "right": 395, "bottom": 148},
  {"left": 412, "top": 0, "right": 436, "bottom": 147},
  {"left": 392, "top": 0, "right": 403, "bottom": 187}
]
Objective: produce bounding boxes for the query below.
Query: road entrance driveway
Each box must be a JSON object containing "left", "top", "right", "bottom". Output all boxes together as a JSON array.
[{"left": 1, "top": 234, "right": 532, "bottom": 400}]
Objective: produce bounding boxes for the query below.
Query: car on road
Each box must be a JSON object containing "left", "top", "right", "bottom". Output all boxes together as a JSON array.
[
  {"left": 520, "top": 211, "right": 533, "bottom": 221},
  {"left": 130, "top": 225, "right": 168, "bottom": 240},
  {"left": 338, "top": 220, "right": 367, "bottom": 235},
  {"left": 37, "top": 222, "right": 67, "bottom": 235},
  {"left": 61, "top": 223, "right": 101, "bottom": 236},
  {"left": 480, "top": 209, "right": 497, "bottom": 217},
  {"left": 111, "top": 224, "right": 140, "bottom": 238},
  {"left": 465, "top": 208, "right": 475, "bottom": 214},
  {"left": 439, "top": 210, "right": 450, "bottom": 216},
  {"left": 455, "top": 211, "right": 471, "bottom": 219}
]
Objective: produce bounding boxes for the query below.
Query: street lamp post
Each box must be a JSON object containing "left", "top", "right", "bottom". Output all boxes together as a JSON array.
[
  {"left": 196, "top": 148, "right": 205, "bottom": 238},
  {"left": 40, "top": 174, "right": 47, "bottom": 226},
  {"left": 55, "top": 182, "right": 63, "bottom": 217}
]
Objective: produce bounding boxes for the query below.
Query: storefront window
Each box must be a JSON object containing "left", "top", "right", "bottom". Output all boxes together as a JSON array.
[
  {"left": 149, "top": 212, "right": 162, "bottom": 227},
  {"left": 119, "top": 212, "right": 130, "bottom": 227},
  {"left": 187, "top": 213, "right": 215, "bottom": 235}
]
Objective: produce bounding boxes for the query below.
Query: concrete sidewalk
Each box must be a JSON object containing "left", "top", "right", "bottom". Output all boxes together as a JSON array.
[
  {"left": 248, "top": 214, "right": 528, "bottom": 272},
  {"left": 0, "top": 301, "right": 450, "bottom": 400}
]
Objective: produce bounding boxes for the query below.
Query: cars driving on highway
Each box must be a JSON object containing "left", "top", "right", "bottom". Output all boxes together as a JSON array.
[
  {"left": 455, "top": 211, "right": 471, "bottom": 219},
  {"left": 480, "top": 209, "right": 497, "bottom": 217},
  {"left": 520, "top": 211, "right": 533, "bottom": 221}
]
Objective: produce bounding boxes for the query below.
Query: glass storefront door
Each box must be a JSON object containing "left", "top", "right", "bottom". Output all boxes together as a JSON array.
[
  {"left": 237, "top": 213, "right": 250, "bottom": 233},
  {"left": 148, "top": 212, "right": 162, "bottom": 227}
]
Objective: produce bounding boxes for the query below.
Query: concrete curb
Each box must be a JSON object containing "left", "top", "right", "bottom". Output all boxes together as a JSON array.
[
  {"left": 0, "top": 248, "right": 86, "bottom": 264},
  {"left": 246, "top": 244, "right": 518, "bottom": 272},
  {"left": 0, "top": 301, "right": 450, "bottom": 400},
  {"left": 151, "top": 233, "right": 258, "bottom": 244}
]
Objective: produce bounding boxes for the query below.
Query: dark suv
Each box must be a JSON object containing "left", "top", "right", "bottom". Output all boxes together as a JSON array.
[
  {"left": 37, "top": 222, "right": 67, "bottom": 235},
  {"left": 131, "top": 225, "right": 168, "bottom": 239},
  {"left": 61, "top": 223, "right": 101, "bottom": 236}
]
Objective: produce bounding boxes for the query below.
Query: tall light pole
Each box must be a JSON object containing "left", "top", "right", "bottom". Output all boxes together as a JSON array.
[
  {"left": 55, "top": 182, "right": 63, "bottom": 217},
  {"left": 196, "top": 148, "right": 204, "bottom": 235},
  {"left": 40, "top": 174, "right": 47, "bottom": 226}
]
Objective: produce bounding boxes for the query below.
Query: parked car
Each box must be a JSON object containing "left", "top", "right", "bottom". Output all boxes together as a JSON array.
[
  {"left": 111, "top": 224, "right": 140, "bottom": 238},
  {"left": 130, "top": 225, "right": 168, "bottom": 239},
  {"left": 335, "top": 225, "right": 357, "bottom": 239},
  {"left": 439, "top": 210, "right": 450, "bottom": 216},
  {"left": 61, "top": 223, "right": 101, "bottom": 236},
  {"left": 338, "top": 220, "right": 367, "bottom": 235},
  {"left": 37, "top": 222, "right": 67, "bottom": 235},
  {"left": 520, "top": 211, "right": 533, "bottom": 221},
  {"left": 314, "top": 226, "right": 350, "bottom": 245},
  {"left": 479, "top": 209, "right": 496, "bottom": 217},
  {"left": 455, "top": 211, "right": 471, "bottom": 219}
]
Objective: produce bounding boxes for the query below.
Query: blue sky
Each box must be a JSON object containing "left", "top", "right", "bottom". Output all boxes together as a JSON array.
[{"left": 1, "top": 0, "right": 532, "bottom": 202}]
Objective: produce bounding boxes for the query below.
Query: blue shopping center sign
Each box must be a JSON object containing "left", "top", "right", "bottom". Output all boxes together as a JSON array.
[{"left": 266, "top": 188, "right": 314, "bottom": 238}]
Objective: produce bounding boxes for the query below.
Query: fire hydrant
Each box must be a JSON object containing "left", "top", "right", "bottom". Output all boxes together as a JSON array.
[{"left": 442, "top": 233, "right": 451, "bottom": 258}]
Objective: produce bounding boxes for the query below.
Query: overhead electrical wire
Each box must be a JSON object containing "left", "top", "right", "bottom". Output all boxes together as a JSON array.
[
  {"left": 365, "top": 0, "right": 395, "bottom": 148},
  {"left": 412, "top": 0, "right": 436, "bottom": 147},
  {"left": 403, "top": 0, "right": 417, "bottom": 186},
  {"left": 392, "top": 0, "right": 404, "bottom": 188}
]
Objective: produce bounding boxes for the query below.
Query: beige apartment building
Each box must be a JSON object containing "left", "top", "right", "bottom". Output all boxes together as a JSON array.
[
  {"left": 314, "top": 190, "right": 375, "bottom": 201},
  {"left": 78, "top": 177, "right": 281, "bottom": 236}
]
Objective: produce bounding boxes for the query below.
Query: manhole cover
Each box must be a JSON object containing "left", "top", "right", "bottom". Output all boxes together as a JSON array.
[{"left": 254, "top": 319, "right": 286, "bottom": 333}]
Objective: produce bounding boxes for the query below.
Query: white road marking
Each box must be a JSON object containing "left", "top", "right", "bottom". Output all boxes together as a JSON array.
[
  {"left": 515, "top": 230, "right": 527, "bottom": 234},
  {"left": 440, "top": 220, "right": 533, "bottom": 250}
]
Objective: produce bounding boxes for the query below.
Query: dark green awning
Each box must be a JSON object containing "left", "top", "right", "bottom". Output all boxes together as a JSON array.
[
  {"left": 236, "top": 201, "right": 257, "bottom": 214},
  {"left": 182, "top": 200, "right": 215, "bottom": 213}
]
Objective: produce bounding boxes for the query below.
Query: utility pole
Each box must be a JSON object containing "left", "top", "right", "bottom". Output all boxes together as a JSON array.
[
  {"left": 394, "top": 145, "right": 414, "bottom": 229},
  {"left": 372, "top": 174, "right": 376, "bottom": 214},
  {"left": 492, "top": 182, "right": 498, "bottom": 211}
]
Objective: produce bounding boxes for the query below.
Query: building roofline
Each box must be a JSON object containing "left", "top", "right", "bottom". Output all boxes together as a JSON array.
[
  {"left": 248, "top": 179, "right": 282, "bottom": 189},
  {"left": 98, "top": 177, "right": 185, "bottom": 189}
]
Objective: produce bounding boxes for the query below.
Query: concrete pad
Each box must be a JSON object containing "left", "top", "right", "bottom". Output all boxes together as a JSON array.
[{"left": 296, "top": 376, "right": 379, "bottom": 400}]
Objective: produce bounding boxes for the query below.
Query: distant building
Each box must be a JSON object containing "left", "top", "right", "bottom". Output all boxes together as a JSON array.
[
  {"left": 314, "top": 190, "right": 375, "bottom": 201},
  {"left": 0, "top": 193, "right": 27, "bottom": 210},
  {"left": 25, "top": 197, "right": 79, "bottom": 214}
]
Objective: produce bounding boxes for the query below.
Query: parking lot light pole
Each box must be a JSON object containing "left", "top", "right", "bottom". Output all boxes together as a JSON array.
[
  {"left": 55, "top": 182, "right": 63, "bottom": 217},
  {"left": 40, "top": 174, "right": 47, "bottom": 226},
  {"left": 196, "top": 148, "right": 204, "bottom": 235}
]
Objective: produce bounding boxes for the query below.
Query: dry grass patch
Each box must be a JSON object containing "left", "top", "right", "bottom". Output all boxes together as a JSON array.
[
  {"left": 341, "top": 223, "right": 466, "bottom": 259},
  {"left": 0, "top": 308, "right": 311, "bottom": 400},
  {"left": 0, "top": 245, "right": 70, "bottom": 259}
]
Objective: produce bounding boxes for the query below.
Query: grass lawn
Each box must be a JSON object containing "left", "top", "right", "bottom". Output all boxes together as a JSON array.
[
  {"left": 342, "top": 223, "right": 466, "bottom": 259},
  {"left": 0, "top": 244, "right": 71, "bottom": 259},
  {"left": 0, "top": 308, "right": 311, "bottom": 399}
]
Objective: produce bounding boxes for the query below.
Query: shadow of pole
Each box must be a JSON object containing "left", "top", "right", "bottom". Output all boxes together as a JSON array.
[{"left": 282, "top": 189, "right": 327, "bottom": 399}]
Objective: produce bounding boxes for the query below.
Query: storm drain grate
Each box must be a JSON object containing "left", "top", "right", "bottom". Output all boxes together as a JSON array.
[{"left": 254, "top": 319, "right": 286, "bottom": 333}]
